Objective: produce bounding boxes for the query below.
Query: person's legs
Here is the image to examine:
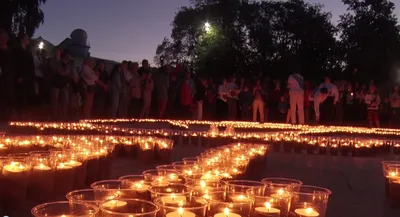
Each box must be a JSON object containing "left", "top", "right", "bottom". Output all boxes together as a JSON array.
[
  {"left": 290, "top": 95, "right": 297, "bottom": 124},
  {"left": 59, "top": 87, "right": 69, "bottom": 120},
  {"left": 157, "top": 98, "right": 168, "bottom": 118},
  {"left": 286, "top": 109, "right": 291, "bottom": 123},
  {"left": 259, "top": 101, "right": 264, "bottom": 122},
  {"left": 196, "top": 101, "right": 203, "bottom": 120},
  {"left": 110, "top": 92, "right": 120, "bottom": 118},
  {"left": 51, "top": 88, "right": 60, "bottom": 119},
  {"left": 252, "top": 101, "right": 258, "bottom": 122},
  {"left": 297, "top": 95, "right": 304, "bottom": 124},
  {"left": 83, "top": 90, "right": 94, "bottom": 118}
]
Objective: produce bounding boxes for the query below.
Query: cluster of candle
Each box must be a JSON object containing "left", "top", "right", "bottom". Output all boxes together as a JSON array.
[
  {"left": 31, "top": 142, "right": 331, "bottom": 217},
  {"left": 0, "top": 135, "right": 174, "bottom": 217},
  {"left": 382, "top": 161, "right": 400, "bottom": 208}
]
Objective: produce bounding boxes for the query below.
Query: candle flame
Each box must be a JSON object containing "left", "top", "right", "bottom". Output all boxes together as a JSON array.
[
  {"left": 178, "top": 207, "right": 184, "bottom": 216},
  {"left": 278, "top": 189, "right": 284, "bottom": 196},
  {"left": 200, "top": 181, "right": 206, "bottom": 188},
  {"left": 305, "top": 208, "right": 313, "bottom": 214},
  {"left": 265, "top": 202, "right": 271, "bottom": 210},
  {"left": 224, "top": 208, "right": 230, "bottom": 217},
  {"left": 171, "top": 193, "right": 176, "bottom": 200},
  {"left": 390, "top": 171, "right": 397, "bottom": 177},
  {"left": 135, "top": 183, "right": 142, "bottom": 189}
]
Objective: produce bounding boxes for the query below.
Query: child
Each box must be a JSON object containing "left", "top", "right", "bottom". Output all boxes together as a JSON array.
[
  {"left": 380, "top": 97, "right": 391, "bottom": 128},
  {"left": 365, "top": 84, "right": 380, "bottom": 128},
  {"left": 278, "top": 95, "right": 289, "bottom": 123},
  {"left": 238, "top": 86, "right": 253, "bottom": 120}
]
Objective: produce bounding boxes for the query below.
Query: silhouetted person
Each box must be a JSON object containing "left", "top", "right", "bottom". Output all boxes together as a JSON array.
[{"left": 0, "top": 29, "right": 16, "bottom": 121}]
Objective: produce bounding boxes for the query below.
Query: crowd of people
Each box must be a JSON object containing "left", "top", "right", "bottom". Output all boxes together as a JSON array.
[{"left": 0, "top": 29, "right": 399, "bottom": 128}]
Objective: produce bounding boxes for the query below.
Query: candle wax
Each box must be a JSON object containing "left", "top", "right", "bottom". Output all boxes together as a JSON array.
[
  {"left": 3, "top": 164, "right": 27, "bottom": 173},
  {"left": 160, "top": 195, "right": 187, "bottom": 205},
  {"left": 65, "top": 160, "right": 82, "bottom": 167},
  {"left": 102, "top": 200, "right": 128, "bottom": 208},
  {"left": 255, "top": 206, "right": 281, "bottom": 214},
  {"left": 33, "top": 165, "right": 52, "bottom": 171},
  {"left": 294, "top": 208, "right": 319, "bottom": 217},
  {"left": 56, "top": 164, "right": 73, "bottom": 170},
  {"left": 131, "top": 182, "right": 151, "bottom": 192},
  {"left": 214, "top": 212, "right": 242, "bottom": 217},
  {"left": 166, "top": 211, "right": 196, "bottom": 217}
]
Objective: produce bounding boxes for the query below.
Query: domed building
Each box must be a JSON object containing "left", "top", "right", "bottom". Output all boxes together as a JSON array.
[{"left": 68, "top": 29, "right": 91, "bottom": 58}]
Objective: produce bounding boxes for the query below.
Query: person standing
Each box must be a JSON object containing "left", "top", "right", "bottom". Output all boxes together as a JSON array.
[
  {"left": 49, "top": 48, "right": 67, "bottom": 119},
  {"left": 253, "top": 79, "right": 265, "bottom": 122},
  {"left": 118, "top": 61, "right": 133, "bottom": 118},
  {"left": 365, "top": 84, "right": 380, "bottom": 128},
  {"left": 140, "top": 71, "right": 154, "bottom": 118},
  {"left": 109, "top": 64, "right": 123, "bottom": 117},
  {"left": 390, "top": 84, "right": 400, "bottom": 127},
  {"left": 15, "top": 34, "right": 35, "bottom": 119},
  {"left": 343, "top": 84, "right": 356, "bottom": 125},
  {"left": 216, "top": 78, "right": 229, "bottom": 120},
  {"left": 0, "top": 29, "right": 16, "bottom": 121},
  {"left": 129, "top": 62, "right": 141, "bottom": 117},
  {"left": 227, "top": 76, "right": 239, "bottom": 120},
  {"left": 318, "top": 76, "right": 339, "bottom": 124},
  {"left": 309, "top": 88, "right": 328, "bottom": 124},
  {"left": 194, "top": 78, "right": 207, "bottom": 120},
  {"left": 155, "top": 65, "right": 170, "bottom": 118},
  {"left": 239, "top": 85, "right": 253, "bottom": 120},
  {"left": 93, "top": 61, "right": 109, "bottom": 118},
  {"left": 81, "top": 58, "right": 104, "bottom": 118},
  {"left": 287, "top": 71, "right": 305, "bottom": 124}
]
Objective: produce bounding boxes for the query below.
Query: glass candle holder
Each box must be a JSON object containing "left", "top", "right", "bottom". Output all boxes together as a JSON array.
[
  {"left": 148, "top": 183, "right": 193, "bottom": 202},
  {"left": 154, "top": 196, "right": 208, "bottom": 217},
  {"left": 119, "top": 175, "right": 151, "bottom": 200},
  {"left": 183, "top": 157, "right": 199, "bottom": 164},
  {"left": 186, "top": 179, "right": 227, "bottom": 197},
  {"left": 66, "top": 189, "right": 106, "bottom": 206},
  {"left": 99, "top": 198, "right": 159, "bottom": 217},
  {"left": 289, "top": 185, "right": 331, "bottom": 217},
  {"left": 28, "top": 151, "right": 55, "bottom": 203},
  {"left": 261, "top": 178, "right": 303, "bottom": 195},
  {"left": 226, "top": 180, "right": 266, "bottom": 195},
  {"left": 205, "top": 191, "right": 253, "bottom": 217},
  {"left": 91, "top": 180, "right": 138, "bottom": 200},
  {"left": 386, "top": 164, "right": 400, "bottom": 208},
  {"left": 3, "top": 153, "right": 31, "bottom": 210},
  {"left": 247, "top": 188, "right": 288, "bottom": 217},
  {"left": 31, "top": 201, "right": 99, "bottom": 217},
  {"left": 143, "top": 169, "right": 181, "bottom": 186},
  {"left": 382, "top": 161, "right": 400, "bottom": 199}
]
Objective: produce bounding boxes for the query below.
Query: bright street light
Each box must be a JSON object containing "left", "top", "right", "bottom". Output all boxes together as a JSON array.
[
  {"left": 38, "top": 41, "right": 44, "bottom": 50},
  {"left": 204, "top": 22, "right": 211, "bottom": 33}
]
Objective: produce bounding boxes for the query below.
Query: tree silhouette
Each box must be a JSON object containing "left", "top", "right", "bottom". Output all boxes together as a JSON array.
[
  {"left": 0, "top": 0, "right": 47, "bottom": 37},
  {"left": 339, "top": 0, "right": 400, "bottom": 82}
]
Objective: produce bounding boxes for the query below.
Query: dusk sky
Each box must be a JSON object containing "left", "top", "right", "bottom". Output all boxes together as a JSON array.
[{"left": 34, "top": 0, "right": 400, "bottom": 64}]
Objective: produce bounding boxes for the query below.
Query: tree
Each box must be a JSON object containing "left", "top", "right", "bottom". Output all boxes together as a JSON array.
[
  {"left": 339, "top": 0, "right": 400, "bottom": 82},
  {"left": 0, "top": 0, "right": 47, "bottom": 37}
]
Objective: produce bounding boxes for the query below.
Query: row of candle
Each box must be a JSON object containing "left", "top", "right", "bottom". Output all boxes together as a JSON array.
[
  {"left": 11, "top": 119, "right": 400, "bottom": 138},
  {"left": 0, "top": 135, "right": 174, "bottom": 216},
  {"left": 78, "top": 118, "right": 400, "bottom": 136},
  {"left": 30, "top": 142, "right": 331, "bottom": 217}
]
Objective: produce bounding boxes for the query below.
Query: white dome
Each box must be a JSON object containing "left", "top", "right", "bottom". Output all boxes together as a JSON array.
[{"left": 70, "top": 29, "right": 88, "bottom": 46}]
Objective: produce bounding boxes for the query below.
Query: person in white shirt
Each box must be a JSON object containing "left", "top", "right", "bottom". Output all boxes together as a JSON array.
[
  {"left": 287, "top": 72, "right": 304, "bottom": 124},
  {"left": 216, "top": 78, "right": 229, "bottom": 120},
  {"left": 309, "top": 87, "right": 328, "bottom": 124},
  {"left": 81, "top": 58, "right": 97, "bottom": 118},
  {"left": 318, "top": 76, "right": 339, "bottom": 124}
]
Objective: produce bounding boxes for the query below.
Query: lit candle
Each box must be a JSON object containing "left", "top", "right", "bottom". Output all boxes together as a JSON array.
[
  {"left": 294, "top": 208, "right": 319, "bottom": 217},
  {"left": 151, "top": 178, "right": 170, "bottom": 187},
  {"left": 56, "top": 163, "right": 72, "bottom": 170},
  {"left": 214, "top": 208, "right": 241, "bottom": 217},
  {"left": 33, "top": 163, "right": 51, "bottom": 171},
  {"left": 166, "top": 207, "right": 196, "bottom": 217},
  {"left": 102, "top": 200, "right": 128, "bottom": 208},
  {"left": 254, "top": 202, "right": 280, "bottom": 216},
  {"left": 160, "top": 193, "right": 187, "bottom": 205},
  {"left": 65, "top": 160, "right": 82, "bottom": 167},
  {"left": 230, "top": 194, "right": 252, "bottom": 203},
  {"left": 3, "top": 162, "right": 28, "bottom": 173},
  {"left": 271, "top": 188, "right": 290, "bottom": 199},
  {"left": 201, "top": 173, "right": 220, "bottom": 181},
  {"left": 131, "top": 181, "right": 150, "bottom": 192}
]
